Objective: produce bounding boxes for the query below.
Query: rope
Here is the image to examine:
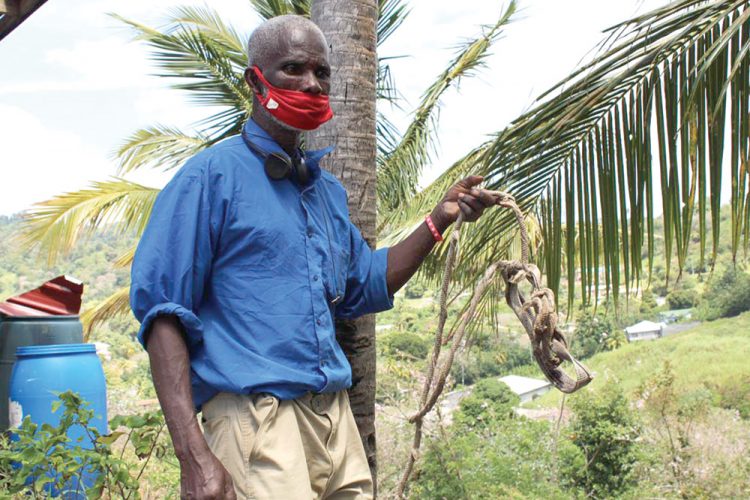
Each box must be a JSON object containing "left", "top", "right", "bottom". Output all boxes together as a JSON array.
[{"left": 395, "top": 192, "right": 593, "bottom": 498}]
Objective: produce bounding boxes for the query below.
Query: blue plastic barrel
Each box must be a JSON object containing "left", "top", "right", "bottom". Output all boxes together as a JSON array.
[
  {"left": 9, "top": 343, "right": 107, "bottom": 496},
  {"left": 0, "top": 316, "right": 84, "bottom": 430}
]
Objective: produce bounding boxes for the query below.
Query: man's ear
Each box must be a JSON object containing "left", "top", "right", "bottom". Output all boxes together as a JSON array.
[{"left": 244, "top": 67, "right": 263, "bottom": 95}]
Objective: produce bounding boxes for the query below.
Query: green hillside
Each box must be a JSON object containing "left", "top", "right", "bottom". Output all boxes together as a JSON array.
[{"left": 536, "top": 312, "right": 750, "bottom": 409}]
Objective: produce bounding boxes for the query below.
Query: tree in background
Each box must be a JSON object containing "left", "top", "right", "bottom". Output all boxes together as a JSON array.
[
  {"left": 697, "top": 265, "right": 750, "bottom": 319},
  {"left": 567, "top": 384, "right": 641, "bottom": 498}
]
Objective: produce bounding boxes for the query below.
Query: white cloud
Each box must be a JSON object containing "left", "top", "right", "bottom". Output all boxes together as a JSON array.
[{"left": 0, "top": 104, "right": 114, "bottom": 215}]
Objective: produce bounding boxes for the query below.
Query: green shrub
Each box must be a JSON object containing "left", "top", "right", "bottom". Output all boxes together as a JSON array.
[
  {"left": 380, "top": 331, "right": 430, "bottom": 360},
  {"left": 453, "top": 378, "right": 519, "bottom": 429},
  {"left": 404, "top": 280, "right": 427, "bottom": 299},
  {"left": 572, "top": 310, "right": 616, "bottom": 359},
  {"left": 412, "top": 417, "right": 578, "bottom": 499},
  {"left": 566, "top": 384, "right": 641, "bottom": 498},
  {"left": 697, "top": 267, "right": 750, "bottom": 320},
  {"left": 451, "top": 342, "right": 533, "bottom": 386},
  {"left": 666, "top": 289, "right": 699, "bottom": 309},
  {"left": 0, "top": 391, "right": 168, "bottom": 499},
  {"left": 712, "top": 374, "right": 750, "bottom": 419}
]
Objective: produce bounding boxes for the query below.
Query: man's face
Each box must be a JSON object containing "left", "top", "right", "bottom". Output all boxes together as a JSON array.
[{"left": 251, "top": 25, "right": 331, "bottom": 97}]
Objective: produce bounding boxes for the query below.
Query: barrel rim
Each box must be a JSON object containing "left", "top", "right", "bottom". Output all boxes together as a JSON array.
[
  {"left": 16, "top": 343, "right": 96, "bottom": 357},
  {"left": 0, "top": 315, "right": 81, "bottom": 322}
]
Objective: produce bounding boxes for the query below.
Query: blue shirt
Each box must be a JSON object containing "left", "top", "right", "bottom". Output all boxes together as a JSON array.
[{"left": 130, "top": 120, "right": 393, "bottom": 409}]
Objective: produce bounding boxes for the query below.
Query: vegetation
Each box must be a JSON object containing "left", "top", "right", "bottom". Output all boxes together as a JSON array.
[
  {"left": 7, "top": 0, "right": 750, "bottom": 496},
  {"left": 0, "top": 392, "right": 168, "bottom": 499}
]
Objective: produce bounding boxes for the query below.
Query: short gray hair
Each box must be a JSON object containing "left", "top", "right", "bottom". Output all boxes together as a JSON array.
[{"left": 247, "top": 15, "right": 326, "bottom": 69}]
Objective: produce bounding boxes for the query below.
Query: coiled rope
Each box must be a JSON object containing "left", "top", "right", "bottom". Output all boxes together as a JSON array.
[{"left": 395, "top": 191, "right": 592, "bottom": 498}]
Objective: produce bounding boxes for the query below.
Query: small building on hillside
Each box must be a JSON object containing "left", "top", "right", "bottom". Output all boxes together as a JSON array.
[
  {"left": 624, "top": 320, "right": 664, "bottom": 342},
  {"left": 499, "top": 375, "right": 552, "bottom": 403}
]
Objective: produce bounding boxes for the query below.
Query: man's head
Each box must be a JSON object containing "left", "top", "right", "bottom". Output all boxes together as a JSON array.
[{"left": 245, "top": 15, "right": 332, "bottom": 134}]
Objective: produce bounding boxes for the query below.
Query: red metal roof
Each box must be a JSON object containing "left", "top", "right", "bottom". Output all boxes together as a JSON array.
[{"left": 0, "top": 275, "right": 84, "bottom": 317}]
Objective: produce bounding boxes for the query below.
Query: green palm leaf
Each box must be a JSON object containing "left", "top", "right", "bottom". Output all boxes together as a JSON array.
[
  {"left": 249, "top": 0, "right": 309, "bottom": 20},
  {"left": 395, "top": 0, "right": 750, "bottom": 310},
  {"left": 20, "top": 179, "right": 159, "bottom": 263},
  {"left": 377, "top": 2, "right": 517, "bottom": 215},
  {"left": 116, "top": 125, "right": 210, "bottom": 174},
  {"left": 80, "top": 286, "right": 132, "bottom": 340}
]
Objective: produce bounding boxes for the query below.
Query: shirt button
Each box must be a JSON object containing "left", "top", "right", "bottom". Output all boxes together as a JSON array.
[
  {"left": 316, "top": 319, "right": 322, "bottom": 326},
  {"left": 313, "top": 275, "right": 319, "bottom": 281},
  {"left": 307, "top": 229, "right": 314, "bottom": 238}
]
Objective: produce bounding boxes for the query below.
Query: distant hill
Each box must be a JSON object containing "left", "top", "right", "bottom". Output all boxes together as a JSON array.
[
  {"left": 534, "top": 312, "right": 750, "bottom": 409},
  {"left": 0, "top": 215, "right": 136, "bottom": 308}
]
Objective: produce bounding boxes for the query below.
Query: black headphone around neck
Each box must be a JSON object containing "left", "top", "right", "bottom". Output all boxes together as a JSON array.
[{"left": 241, "top": 129, "right": 310, "bottom": 185}]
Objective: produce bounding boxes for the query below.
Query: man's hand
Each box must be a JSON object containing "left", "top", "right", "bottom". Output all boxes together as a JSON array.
[
  {"left": 180, "top": 450, "right": 237, "bottom": 500},
  {"left": 430, "top": 175, "right": 501, "bottom": 231}
]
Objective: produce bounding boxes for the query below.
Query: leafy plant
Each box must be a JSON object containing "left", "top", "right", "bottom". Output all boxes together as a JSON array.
[
  {"left": 696, "top": 265, "right": 750, "bottom": 320},
  {"left": 0, "top": 391, "right": 167, "bottom": 499},
  {"left": 572, "top": 310, "right": 618, "bottom": 359},
  {"left": 566, "top": 384, "right": 641, "bottom": 498}
]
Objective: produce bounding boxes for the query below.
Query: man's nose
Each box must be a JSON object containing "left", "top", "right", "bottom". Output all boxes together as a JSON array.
[{"left": 301, "top": 71, "right": 323, "bottom": 94}]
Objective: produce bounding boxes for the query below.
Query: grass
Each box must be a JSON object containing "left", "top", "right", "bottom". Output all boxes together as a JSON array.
[{"left": 533, "top": 312, "right": 750, "bottom": 407}]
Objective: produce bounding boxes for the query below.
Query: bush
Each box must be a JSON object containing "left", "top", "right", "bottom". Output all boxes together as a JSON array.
[
  {"left": 454, "top": 377, "right": 520, "bottom": 428},
  {"left": 380, "top": 331, "right": 430, "bottom": 360},
  {"left": 712, "top": 374, "right": 750, "bottom": 419},
  {"left": 697, "top": 267, "right": 750, "bottom": 320},
  {"left": 566, "top": 384, "right": 641, "bottom": 498},
  {"left": 412, "top": 417, "right": 578, "bottom": 499},
  {"left": 404, "top": 280, "right": 427, "bottom": 299},
  {"left": 451, "top": 341, "right": 533, "bottom": 385},
  {"left": 572, "top": 310, "right": 617, "bottom": 359},
  {"left": 0, "top": 392, "right": 168, "bottom": 498},
  {"left": 666, "top": 289, "right": 699, "bottom": 309}
]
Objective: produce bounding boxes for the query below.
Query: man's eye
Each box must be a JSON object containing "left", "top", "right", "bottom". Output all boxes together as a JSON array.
[
  {"left": 283, "top": 64, "right": 301, "bottom": 73},
  {"left": 316, "top": 69, "right": 331, "bottom": 79}
]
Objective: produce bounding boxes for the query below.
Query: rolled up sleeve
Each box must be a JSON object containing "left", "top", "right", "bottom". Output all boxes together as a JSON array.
[
  {"left": 130, "top": 166, "right": 216, "bottom": 349},
  {"left": 335, "top": 223, "right": 394, "bottom": 319}
]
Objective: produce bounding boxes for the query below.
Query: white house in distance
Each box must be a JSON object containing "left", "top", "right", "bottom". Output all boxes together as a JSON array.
[
  {"left": 624, "top": 320, "right": 664, "bottom": 342},
  {"left": 499, "top": 375, "right": 552, "bottom": 403}
]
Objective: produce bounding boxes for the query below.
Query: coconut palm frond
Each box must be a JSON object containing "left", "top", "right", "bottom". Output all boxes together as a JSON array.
[
  {"left": 113, "top": 15, "right": 251, "bottom": 113},
  {"left": 377, "top": 0, "right": 409, "bottom": 46},
  {"left": 377, "top": 2, "right": 517, "bottom": 215},
  {"left": 115, "top": 125, "right": 211, "bottom": 174},
  {"left": 20, "top": 179, "right": 159, "bottom": 264},
  {"left": 406, "top": 0, "right": 750, "bottom": 309},
  {"left": 114, "top": 246, "right": 137, "bottom": 268},
  {"left": 377, "top": 57, "right": 402, "bottom": 104},
  {"left": 378, "top": 143, "right": 490, "bottom": 234},
  {"left": 167, "top": 5, "right": 247, "bottom": 55},
  {"left": 81, "top": 287, "right": 133, "bottom": 340},
  {"left": 249, "top": 0, "right": 309, "bottom": 20}
]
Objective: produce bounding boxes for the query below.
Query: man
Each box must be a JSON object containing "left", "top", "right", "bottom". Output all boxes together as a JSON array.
[{"left": 131, "top": 14, "right": 499, "bottom": 500}]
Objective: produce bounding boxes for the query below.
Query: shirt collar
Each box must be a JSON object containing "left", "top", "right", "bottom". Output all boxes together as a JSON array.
[{"left": 242, "top": 119, "right": 334, "bottom": 183}]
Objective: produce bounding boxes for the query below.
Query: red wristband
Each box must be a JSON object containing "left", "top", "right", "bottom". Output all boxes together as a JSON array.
[{"left": 425, "top": 214, "right": 443, "bottom": 242}]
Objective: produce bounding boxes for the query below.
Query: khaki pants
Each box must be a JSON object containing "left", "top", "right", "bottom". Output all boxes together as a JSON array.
[{"left": 201, "top": 391, "right": 373, "bottom": 499}]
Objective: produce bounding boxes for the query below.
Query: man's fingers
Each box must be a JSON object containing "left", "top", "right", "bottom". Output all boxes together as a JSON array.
[
  {"left": 469, "top": 189, "right": 501, "bottom": 207},
  {"left": 459, "top": 193, "right": 484, "bottom": 213},
  {"left": 458, "top": 196, "right": 483, "bottom": 221},
  {"left": 458, "top": 175, "right": 484, "bottom": 189}
]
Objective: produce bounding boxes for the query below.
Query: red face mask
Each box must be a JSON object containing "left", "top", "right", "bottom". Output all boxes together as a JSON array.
[{"left": 251, "top": 66, "right": 333, "bottom": 131}]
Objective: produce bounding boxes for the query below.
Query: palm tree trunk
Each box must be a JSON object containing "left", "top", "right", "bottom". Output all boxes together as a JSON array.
[{"left": 308, "top": 0, "right": 379, "bottom": 489}]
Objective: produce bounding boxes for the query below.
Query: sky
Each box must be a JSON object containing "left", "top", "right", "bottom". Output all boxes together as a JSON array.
[{"left": 0, "top": 0, "right": 666, "bottom": 216}]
